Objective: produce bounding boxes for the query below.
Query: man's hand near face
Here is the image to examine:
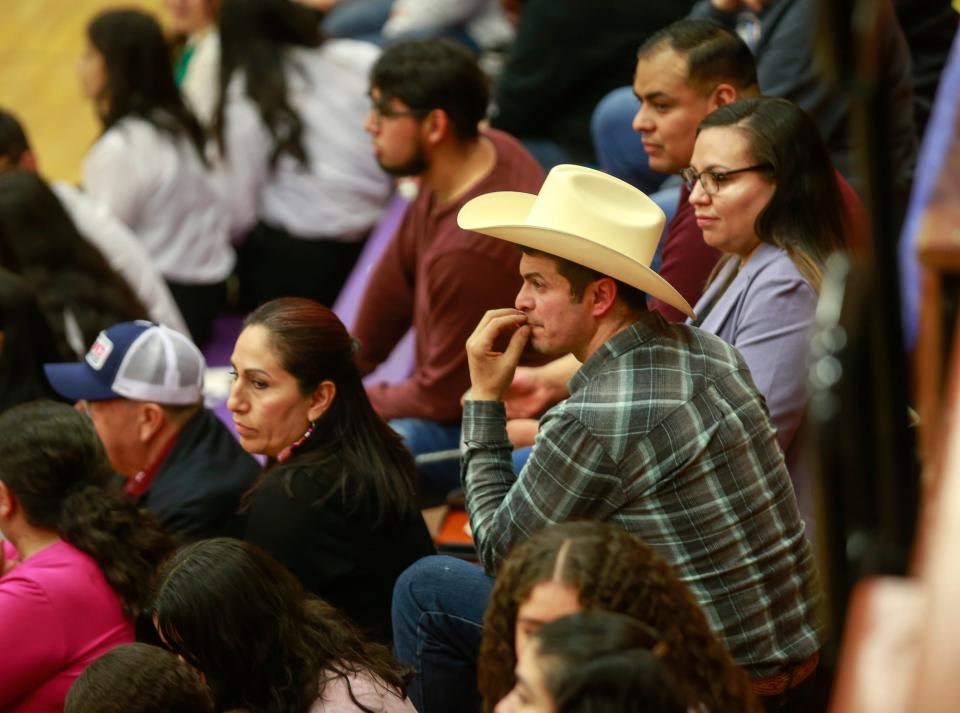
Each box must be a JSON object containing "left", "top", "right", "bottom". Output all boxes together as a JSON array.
[{"left": 466, "top": 309, "right": 531, "bottom": 402}]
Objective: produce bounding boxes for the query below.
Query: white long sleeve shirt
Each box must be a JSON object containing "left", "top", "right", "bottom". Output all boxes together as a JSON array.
[
  {"left": 52, "top": 182, "right": 191, "bottom": 337},
  {"left": 383, "top": 0, "right": 514, "bottom": 50},
  {"left": 220, "top": 40, "right": 392, "bottom": 241},
  {"left": 83, "top": 117, "right": 235, "bottom": 284}
]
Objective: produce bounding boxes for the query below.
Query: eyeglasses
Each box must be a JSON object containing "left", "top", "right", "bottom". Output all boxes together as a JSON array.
[
  {"left": 680, "top": 163, "right": 772, "bottom": 195},
  {"left": 368, "top": 97, "right": 425, "bottom": 122}
]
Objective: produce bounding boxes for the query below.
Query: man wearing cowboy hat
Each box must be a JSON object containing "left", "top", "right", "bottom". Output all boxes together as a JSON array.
[{"left": 391, "top": 164, "right": 823, "bottom": 712}]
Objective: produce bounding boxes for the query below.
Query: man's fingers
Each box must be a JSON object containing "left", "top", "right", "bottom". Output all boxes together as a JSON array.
[
  {"left": 474, "top": 308, "right": 526, "bottom": 335},
  {"left": 504, "top": 323, "right": 531, "bottom": 363},
  {"left": 468, "top": 312, "right": 528, "bottom": 353}
]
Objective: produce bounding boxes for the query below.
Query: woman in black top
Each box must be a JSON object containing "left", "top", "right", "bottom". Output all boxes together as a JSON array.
[{"left": 228, "top": 297, "right": 434, "bottom": 642}]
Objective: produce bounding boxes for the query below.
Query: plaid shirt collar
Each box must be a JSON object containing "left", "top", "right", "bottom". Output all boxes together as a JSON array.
[{"left": 570, "top": 310, "right": 671, "bottom": 394}]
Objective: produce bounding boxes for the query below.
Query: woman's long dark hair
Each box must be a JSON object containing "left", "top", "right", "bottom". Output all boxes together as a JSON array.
[
  {"left": 0, "top": 171, "right": 148, "bottom": 359},
  {"left": 0, "top": 401, "right": 173, "bottom": 617},
  {"left": 87, "top": 8, "right": 207, "bottom": 160},
  {"left": 0, "top": 268, "right": 61, "bottom": 410},
  {"left": 478, "top": 522, "right": 759, "bottom": 713},
  {"left": 0, "top": 170, "right": 149, "bottom": 358},
  {"left": 149, "top": 538, "right": 410, "bottom": 713},
  {"left": 243, "top": 297, "right": 418, "bottom": 526},
  {"left": 534, "top": 612, "right": 687, "bottom": 713},
  {"left": 698, "top": 97, "right": 847, "bottom": 292},
  {"left": 215, "top": 0, "right": 324, "bottom": 168}
]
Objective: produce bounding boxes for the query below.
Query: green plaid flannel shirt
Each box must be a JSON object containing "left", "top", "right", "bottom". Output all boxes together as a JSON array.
[{"left": 463, "top": 312, "right": 823, "bottom": 677}]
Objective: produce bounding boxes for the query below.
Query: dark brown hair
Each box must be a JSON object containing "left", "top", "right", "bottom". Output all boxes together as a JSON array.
[
  {"left": 698, "top": 97, "right": 847, "bottom": 292},
  {"left": 0, "top": 170, "right": 149, "bottom": 358},
  {"left": 149, "top": 538, "right": 411, "bottom": 713},
  {"left": 87, "top": 9, "right": 207, "bottom": 161},
  {"left": 520, "top": 248, "right": 649, "bottom": 313},
  {"left": 478, "top": 521, "right": 758, "bottom": 713},
  {"left": 637, "top": 19, "right": 758, "bottom": 96},
  {"left": 215, "top": 0, "right": 323, "bottom": 168},
  {"left": 534, "top": 612, "right": 687, "bottom": 713},
  {"left": 65, "top": 643, "right": 213, "bottom": 713},
  {"left": 0, "top": 401, "right": 173, "bottom": 617},
  {"left": 243, "top": 297, "right": 417, "bottom": 525}
]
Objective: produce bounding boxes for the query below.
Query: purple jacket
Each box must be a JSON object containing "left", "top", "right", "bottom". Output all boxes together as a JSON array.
[{"left": 689, "top": 242, "right": 817, "bottom": 530}]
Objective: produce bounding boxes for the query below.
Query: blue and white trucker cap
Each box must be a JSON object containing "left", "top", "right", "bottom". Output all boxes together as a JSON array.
[{"left": 44, "top": 321, "right": 204, "bottom": 405}]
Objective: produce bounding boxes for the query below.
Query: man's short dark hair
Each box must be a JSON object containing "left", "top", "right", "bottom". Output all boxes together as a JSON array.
[
  {"left": 637, "top": 19, "right": 758, "bottom": 96},
  {"left": 521, "top": 248, "right": 649, "bottom": 313},
  {"left": 370, "top": 38, "right": 489, "bottom": 141},
  {"left": 0, "top": 109, "right": 30, "bottom": 166},
  {"left": 65, "top": 643, "right": 213, "bottom": 713}
]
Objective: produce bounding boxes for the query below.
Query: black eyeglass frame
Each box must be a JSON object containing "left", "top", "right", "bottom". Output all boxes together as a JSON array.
[
  {"left": 680, "top": 162, "right": 773, "bottom": 195},
  {"left": 367, "top": 95, "right": 429, "bottom": 122}
]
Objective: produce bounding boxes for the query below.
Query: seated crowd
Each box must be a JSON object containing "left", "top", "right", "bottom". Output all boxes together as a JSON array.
[{"left": 0, "top": 0, "right": 947, "bottom": 712}]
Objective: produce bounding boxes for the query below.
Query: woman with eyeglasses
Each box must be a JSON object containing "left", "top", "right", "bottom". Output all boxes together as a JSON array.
[
  {"left": 216, "top": 0, "right": 393, "bottom": 309},
  {"left": 683, "top": 96, "right": 847, "bottom": 528}
]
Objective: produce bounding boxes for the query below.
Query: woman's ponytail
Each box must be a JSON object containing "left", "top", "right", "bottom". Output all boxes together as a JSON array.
[
  {"left": 60, "top": 485, "right": 172, "bottom": 616},
  {"left": 0, "top": 401, "right": 174, "bottom": 617}
]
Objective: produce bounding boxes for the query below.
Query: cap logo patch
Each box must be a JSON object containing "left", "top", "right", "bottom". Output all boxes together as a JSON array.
[{"left": 86, "top": 333, "right": 114, "bottom": 370}]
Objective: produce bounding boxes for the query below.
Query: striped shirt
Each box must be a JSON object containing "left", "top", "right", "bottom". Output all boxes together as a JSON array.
[{"left": 462, "top": 312, "right": 823, "bottom": 677}]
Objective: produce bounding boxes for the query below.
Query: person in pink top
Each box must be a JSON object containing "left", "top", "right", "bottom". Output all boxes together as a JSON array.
[
  {"left": 0, "top": 400, "right": 172, "bottom": 713},
  {"left": 149, "top": 537, "right": 418, "bottom": 713}
]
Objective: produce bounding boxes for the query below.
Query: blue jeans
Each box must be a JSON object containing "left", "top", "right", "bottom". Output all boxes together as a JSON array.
[
  {"left": 393, "top": 556, "right": 493, "bottom": 713},
  {"left": 390, "top": 418, "right": 463, "bottom": 494}
]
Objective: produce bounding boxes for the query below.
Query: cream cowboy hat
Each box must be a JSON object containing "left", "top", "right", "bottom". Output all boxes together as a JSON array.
[{"left": 457, "top": 164, "right": 694, "bottom": 319}]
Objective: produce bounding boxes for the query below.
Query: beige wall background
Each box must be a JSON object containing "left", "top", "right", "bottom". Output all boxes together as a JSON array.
[{"left": 0, "top": 0, "right": 164, "bottom": 183}]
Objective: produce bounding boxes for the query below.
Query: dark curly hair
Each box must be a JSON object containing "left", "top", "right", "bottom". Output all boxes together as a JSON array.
[
  {"left": 0, "top": 170, "right": 149, "bottom": 358},
  {"left": 533, "top": 612, "right": 687, "bottom": 713},
  {"left": 149, "top": 538, "right": 412, "bottom": 713},
  {"left": 65, "top": 643, "right": 213, "bottom": 713},
  {"left": 478, "top": 521, "right": 758, "bottom": 713},
  {"left": 0, "top": 400, "right": 173, "bottom": 617}
]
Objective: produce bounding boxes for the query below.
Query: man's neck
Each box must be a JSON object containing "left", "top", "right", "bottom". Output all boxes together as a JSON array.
[
  {"left": 422, "top": 133, "right": 496, "bottom": 205},
  {"left": 141, "top": 420, "right": 185, "bottom": 476},
  {"left": 573, "top": 309, "right": 647, "bottom": 364}
]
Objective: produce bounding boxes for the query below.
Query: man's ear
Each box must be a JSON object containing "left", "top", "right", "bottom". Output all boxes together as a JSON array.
[
  {"left": 421, "top": 108, "right": 449, "bottom": 147},
  {"left": 709, "top": 83, "right": 738, "bottom": 110},
  {"left": 307, "top": 381, "right": 336, "bottom": 422},
  {"left": 588, "top": 277, "right": 619, "bottom": 318},
  {"left": 138, "top": 403, "right": 167, "bottom": 443}
]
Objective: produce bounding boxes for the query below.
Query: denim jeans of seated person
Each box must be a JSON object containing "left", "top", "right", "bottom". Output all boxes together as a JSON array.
[
  {"left": 390, "top": 418, "right": 463, "bottom": 495},
  {"left": 392, "top": 555, "right": 493, "bottom": 713}
]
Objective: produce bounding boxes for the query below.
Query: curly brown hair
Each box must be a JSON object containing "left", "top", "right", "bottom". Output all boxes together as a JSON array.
[{"left": 478, "top": 521, "right": 759, "bottom": 713}]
